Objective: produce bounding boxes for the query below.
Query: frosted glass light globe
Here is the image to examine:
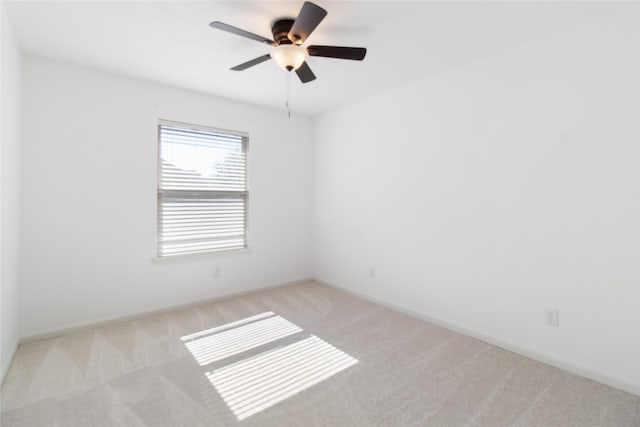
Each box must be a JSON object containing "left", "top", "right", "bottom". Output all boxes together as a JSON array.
[{"left": 270, "top": 45, "right": 307, "bottom": 71}]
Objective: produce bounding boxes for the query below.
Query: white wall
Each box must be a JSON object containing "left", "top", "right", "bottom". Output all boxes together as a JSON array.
[
  {"left": 313, "top": 6, "right": 639, "bottom": 394},
  {"left": 1, "top": 4, "right": 22, "bottom": 382},
  {"left": 20, "top": 57, "right": 312, "bottom": 337}
]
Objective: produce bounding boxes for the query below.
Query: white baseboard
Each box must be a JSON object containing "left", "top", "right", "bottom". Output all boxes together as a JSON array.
[
  {"left": 315, "top": 279, "right": 640, "bottom": 397},
  {"left": 1, "top": 338, "right": 19, "bottom": 386},
  {"left": 20, "top": 278, "right": 313, "bottom": 344}
]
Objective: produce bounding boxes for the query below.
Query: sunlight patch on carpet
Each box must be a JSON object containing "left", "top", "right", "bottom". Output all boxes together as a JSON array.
[
  {"left": 182, "top": 312, "right": 302, "bottom": 365},
  {"left": 206, "top": 335, "right": 358, "bottom": 420}
]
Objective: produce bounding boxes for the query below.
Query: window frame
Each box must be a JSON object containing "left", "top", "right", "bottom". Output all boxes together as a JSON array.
[{"left": 156, "top": 119, "right": 249, "bottom": 258}]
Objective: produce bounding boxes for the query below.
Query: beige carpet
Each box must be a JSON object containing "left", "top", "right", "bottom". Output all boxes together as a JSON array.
[{"left": 1, "top": 281, "right": 638, "bottom": 426}]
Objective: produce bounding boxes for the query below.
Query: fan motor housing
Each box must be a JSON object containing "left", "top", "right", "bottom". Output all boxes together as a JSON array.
[{"left": 272, "top": 19, "right": 295, "bottom": 45}]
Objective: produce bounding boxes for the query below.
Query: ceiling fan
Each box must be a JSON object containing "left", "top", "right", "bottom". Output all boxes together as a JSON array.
[{"left": 209, "top": 1, "right": 367, "bottom": 83}]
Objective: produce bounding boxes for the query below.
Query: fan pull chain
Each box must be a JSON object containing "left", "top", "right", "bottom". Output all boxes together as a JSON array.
[{"left": 286, "top": 71, "right": 292, "bottom": 119}]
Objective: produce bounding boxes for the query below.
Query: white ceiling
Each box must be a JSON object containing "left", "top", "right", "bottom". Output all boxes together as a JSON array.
[{"left": 5, "top": 0, "right": 620, "bottom": 116}]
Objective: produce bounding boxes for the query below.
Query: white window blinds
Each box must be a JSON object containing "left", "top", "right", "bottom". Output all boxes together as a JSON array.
[{"left": 158, "top": 122, "right": 248, "bottom": 257}]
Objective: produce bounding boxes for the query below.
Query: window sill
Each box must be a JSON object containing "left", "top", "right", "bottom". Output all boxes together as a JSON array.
[{"left": 151, "top": 247, "right": 249, "bottom": 264}]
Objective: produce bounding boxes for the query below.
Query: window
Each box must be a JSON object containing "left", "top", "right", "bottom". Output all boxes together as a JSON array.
[{"left": 158, "top": 121, "right": 248, "bottom": 257}]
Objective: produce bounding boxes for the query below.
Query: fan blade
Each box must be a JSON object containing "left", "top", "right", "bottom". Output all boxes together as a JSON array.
[
  {"left": 209, "top": 21, "right": 274, "bottom": 45},
  {"left": 307, "top": 45, "right": 367, "bottom": 60},
  {"left": 295, "top": 61, "right": 316, "bottom": 83},
  {"left": 231, "top": 54, "right": 272, "bottom": 71},
  {"left": 288, "top": 2, "right": 327, "bottom": 45}
]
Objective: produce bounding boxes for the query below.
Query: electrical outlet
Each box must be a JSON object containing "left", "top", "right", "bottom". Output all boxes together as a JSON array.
[
  {"left": 544, "top": 308, "right": 559, "bottom": 327},
  {"left": 368, "top": 267, "right": 375, "bottom": 279}
]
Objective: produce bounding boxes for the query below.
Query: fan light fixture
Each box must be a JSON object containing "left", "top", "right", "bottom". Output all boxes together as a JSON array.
[
  {"left": 209, "top": 1, "right": 367, "bottom": 117},
  {"left": 209, "top": 2, "right": 367, "bottom": 84},
  {"left": 270, "top": 45, "right": 308, "bottom": 71}
]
